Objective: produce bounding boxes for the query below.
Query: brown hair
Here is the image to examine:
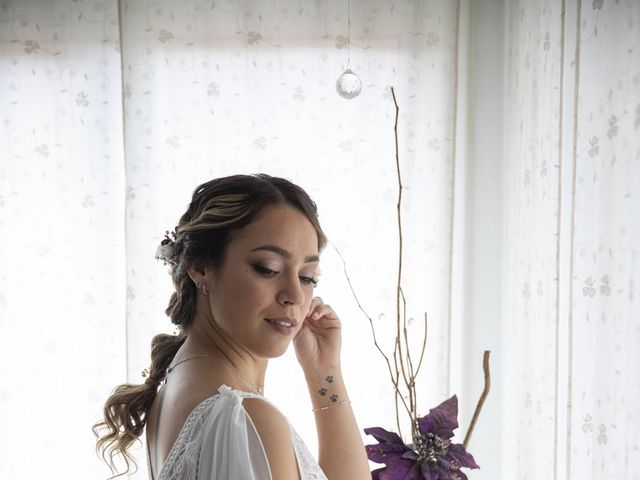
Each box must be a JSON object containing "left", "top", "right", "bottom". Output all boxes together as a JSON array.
[{"left": 93, "top": 174, "right": 326, "bottom": 477}]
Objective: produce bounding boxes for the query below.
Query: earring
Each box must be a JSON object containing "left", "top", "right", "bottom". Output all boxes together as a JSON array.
[{"left": 195, "top": 281, "right": 209, "bottom": 295}]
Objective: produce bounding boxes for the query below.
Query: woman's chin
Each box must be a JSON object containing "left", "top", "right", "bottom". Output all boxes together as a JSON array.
[{"left": 258, "top": 340, "right": 293, "bottom": 360}]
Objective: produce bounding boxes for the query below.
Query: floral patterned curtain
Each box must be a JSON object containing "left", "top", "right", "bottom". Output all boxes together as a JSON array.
[
  {"left": 0, "top": 0, "right": 127, "bottom": 477},
  {"left": 503, "top": 0, "right": 640, "bottom": 478}
]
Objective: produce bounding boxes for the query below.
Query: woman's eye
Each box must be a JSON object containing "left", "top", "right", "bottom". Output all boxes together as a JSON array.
[
  {"left": 253, "top": 265, "right": 278, "bottom": 277},
  {"left": 253, "top": 264, "right": 318, "bottom": 287},
  {"left": 300, "top": 276, "right": 319, "bottom": 287}
]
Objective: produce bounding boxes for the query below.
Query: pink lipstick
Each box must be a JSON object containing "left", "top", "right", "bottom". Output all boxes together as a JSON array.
[{"left": 265, "top": 317, "right": 297, "bottom": 336}]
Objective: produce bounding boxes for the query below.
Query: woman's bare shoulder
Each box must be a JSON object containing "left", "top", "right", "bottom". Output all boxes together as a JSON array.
[{"left": 242, "top": 398, "right": 301, "bottom": 480}]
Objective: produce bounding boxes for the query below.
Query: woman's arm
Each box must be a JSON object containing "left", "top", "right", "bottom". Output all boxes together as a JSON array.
[
  {"left": 294, "top": 298, "right": 370, "bottom": 480},
  {"left": 304, "top": 367, "right": 370, "bottom": 479}
]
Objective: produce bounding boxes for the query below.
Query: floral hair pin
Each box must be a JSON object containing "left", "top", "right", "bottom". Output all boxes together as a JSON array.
[{"left": 155, "top": 229, "right": 177, "bottom": 265}]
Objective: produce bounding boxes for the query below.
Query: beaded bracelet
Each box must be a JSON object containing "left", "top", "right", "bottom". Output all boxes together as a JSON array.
[{"left": 312, "top": 399, "right": 352, "bottom": 412}]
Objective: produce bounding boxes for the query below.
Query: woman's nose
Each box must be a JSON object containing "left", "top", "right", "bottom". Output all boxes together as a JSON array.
[{"left": 277, "top": 273, "right": 304, "bottom": 306}]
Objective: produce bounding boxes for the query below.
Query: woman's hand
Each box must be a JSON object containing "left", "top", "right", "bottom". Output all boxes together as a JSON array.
[
  {"left": 293, "top": 297, "right": 342, "bottom": 371},
  {"left": 295, "top": 299, "right": 371, "bottom": 480}
]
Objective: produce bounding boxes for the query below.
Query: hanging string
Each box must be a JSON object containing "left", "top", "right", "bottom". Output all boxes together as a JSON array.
[
  {"left": 347, "top": 0, "right": 351, "bottom": 67},
  {"left": 335, "top": 0, "right": 361, "bottom": 99}
]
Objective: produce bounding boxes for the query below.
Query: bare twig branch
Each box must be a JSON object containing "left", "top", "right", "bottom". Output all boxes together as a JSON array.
[
  {"left": 390, "top": 85, "right": 417, "bottom": 439},
  {"left": 334, "top": 243, "right": 412, "bottom": 434},
  {"left": 401, "top": 288, "right": 415, "bottom": 380},
  {"left": 391, "top": 340, "right": 412, "bottom": 418},
  {"left": 463, "top": 351, "right": 492, "bottom": 449},
  {"left": 414, "top": 312, "right": 429, "bottom": 377},
  {"left": 391, "top": 87, "right": 405, "bottom": 387},
  {"left": 397, "top": 288, "right": 411, "bottom": 388},
  {"left": 392, "top": 344, "right": 403, "bottom": 438},
  {"left": 399, "top": 287, "right": 418, "bottom": 439},
  {"left": 393, "top": 343, "right": 413, "bottom": 436},
  {"left": 333, "top": 247, "right": 401, "bottom": 374}
]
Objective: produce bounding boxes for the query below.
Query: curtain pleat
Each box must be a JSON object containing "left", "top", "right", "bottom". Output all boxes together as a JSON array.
[{"left": 569, "top": 1, "right": 640, "bottom": 477}]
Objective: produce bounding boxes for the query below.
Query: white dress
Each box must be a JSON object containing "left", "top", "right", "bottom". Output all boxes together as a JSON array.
[{"left": 152, "top": 385, "right": 327, "bottom": 480}]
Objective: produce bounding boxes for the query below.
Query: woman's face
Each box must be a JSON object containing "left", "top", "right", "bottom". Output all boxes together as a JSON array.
[{"left": 206, "top": 204, "right": 320, "bottom": 359}]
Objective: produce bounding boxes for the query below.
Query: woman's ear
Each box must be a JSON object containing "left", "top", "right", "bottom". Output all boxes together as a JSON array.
[
  {"left": 187, "top": 263, "right": 206, "bottom": 287},
  {"left": 188, "top": 263, "right": 214, "bottom": 295}
]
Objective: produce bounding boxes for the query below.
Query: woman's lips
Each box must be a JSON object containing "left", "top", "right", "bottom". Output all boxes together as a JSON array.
[{"left": 265, "top": 317, "right": 297, "bottom": 335}]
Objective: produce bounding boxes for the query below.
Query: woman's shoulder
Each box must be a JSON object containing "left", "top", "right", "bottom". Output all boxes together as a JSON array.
[
  {"left": 213, "top": 386, "right": 292, "bottom": 439},
  {"left": 240, "top": 392, "right": 289, "bottom": 430},
  {"left": 206, "top": 385, "right": 292, "bottom": 438},
  {"left": 238, "top": 394, "right": 299, "bottom": 480},
  {"left": 194, "top": 384, "right": 285, "bottom": 426}
]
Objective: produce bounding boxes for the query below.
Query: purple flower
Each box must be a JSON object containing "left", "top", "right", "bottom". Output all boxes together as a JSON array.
[{"left": 364, "top": 396, "right": 479, "bottom": 480}]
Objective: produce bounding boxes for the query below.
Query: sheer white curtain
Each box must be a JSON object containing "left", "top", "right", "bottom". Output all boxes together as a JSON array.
[
  {"left": 120, "top": 1, "right": 459, "bottom": 477},
  {"left": 0, "top": 0, "right": 127, "bottom": 477},
  {"left": 1, "top": 1, "right": 458, "bottom": 478},
  {"left": 502, "top": 0, "right": 640, "bottom": 479}
]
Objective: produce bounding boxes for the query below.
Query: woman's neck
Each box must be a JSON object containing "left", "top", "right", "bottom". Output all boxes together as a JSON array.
[{"left": 179, "top": 321, "right": 267, "bottom": 395}]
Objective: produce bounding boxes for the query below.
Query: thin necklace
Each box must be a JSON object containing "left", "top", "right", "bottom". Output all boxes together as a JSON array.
[
  {"left": 218, "top": 356, "right": 264, "bottom": 395},
  {"left": 165, "top": 353, "right": 264, "bottom": 395},
  {"left": 166, "top": 353, "right": 212, "bottom": 376}
]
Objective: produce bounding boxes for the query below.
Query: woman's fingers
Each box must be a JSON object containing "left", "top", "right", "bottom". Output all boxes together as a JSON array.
[
  {"left": 307, "top": 297, "right": 338, "bottom": 318},
  {"left": 307, "top": 296, "right": 323, "bottom": 317},
  {"left": 295, "top": 297, "right": 342, "bottom": 368}
]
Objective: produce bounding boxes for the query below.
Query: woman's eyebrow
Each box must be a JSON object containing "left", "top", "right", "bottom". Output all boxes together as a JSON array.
[{"left": 250, "top": 244, "right": 319, "bottom": 263}]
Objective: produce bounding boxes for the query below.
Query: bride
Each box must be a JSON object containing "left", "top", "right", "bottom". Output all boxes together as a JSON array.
[{"left": 93, "top": 174, "right": 370, "bottom": 480}]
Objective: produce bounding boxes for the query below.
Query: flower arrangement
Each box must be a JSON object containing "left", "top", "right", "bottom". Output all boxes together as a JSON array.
[
  {"left": 365, "top": 396, "right": 479, "bottom": 479},
  {"left": 339, "top": 87, "right": 491, "bottom": 480}
]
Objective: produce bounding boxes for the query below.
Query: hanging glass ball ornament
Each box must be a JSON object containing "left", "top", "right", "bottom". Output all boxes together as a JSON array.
[{"left": 336, "top": 68, "right": 362, "bottom": 99}]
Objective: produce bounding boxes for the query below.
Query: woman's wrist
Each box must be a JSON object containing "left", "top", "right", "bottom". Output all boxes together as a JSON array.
[
  {"left": 300, "top": 356, "right": 341, "bottom": 375},
  {"left": 302, "top": 365, "right": 342, "bottom": 384},
  {"left": 312, "top": 399, "right": 352, "bottom": 412},
  {"left": 304, "top": 368, "right": 350, "bottom": 409}
]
